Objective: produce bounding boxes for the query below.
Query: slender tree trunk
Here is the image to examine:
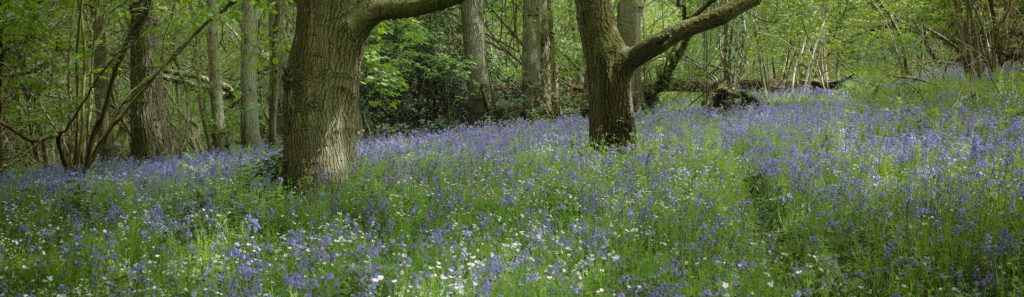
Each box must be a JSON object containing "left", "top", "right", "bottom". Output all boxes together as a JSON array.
[
  {"left": 461, "top": 0, "right": 493, "bottom": 122},
  {"left": 90, "top": 7, "right": 117, "bottom": 159},
  {"left": 647, "top": 37, "right": 691, "bottom": 106},
  {"left": 542, "top": 0, "right": 557, "bottom": 113},
  {"left": 207, "top": 0, "right": 227, "bottom": 148},
  {"left": 268, "top": 0, "right": 287, "bottom": 144},
  {"left": 574, "top": 0, "right": 759, "bottom": 145},
  {"left": 722, "top": 23, "right": 735, "bottom": 85},
  {"left": 522, "top": 0, "right": 554, "bottom": 116},
  {"left": 128, "top": 0, "right": 171, "bottom": 158},
  {"left": 284, "top": 0, "right": 464, "bottom": 183},
  {"left": 240, "top": 0, "right": 261, "bottom": 146},
  {"left": 617, "top": 0, "right": 643, "bottom": 108},
  {"left": 0, "top": 38, "right": 5, "bottom": 169}
]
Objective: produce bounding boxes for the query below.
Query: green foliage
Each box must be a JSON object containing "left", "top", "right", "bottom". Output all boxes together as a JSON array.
[{"left": 361, "top": 14, "right": 472, "bottom": 133}]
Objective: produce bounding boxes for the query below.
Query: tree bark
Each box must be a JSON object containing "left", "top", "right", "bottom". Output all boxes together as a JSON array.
[
  {"left": 0, "top": 38, "right": 5, "bottom": 169},
  {"left": 90, "top": 8, "right": 118, "bottom": 159},
  {"left": 240, "top": 0, "right": 261, "bottom": 147},
  {"left": 128, "top": 0, "right": 171, "bottom": 158},
  {"left": 617, "top": 0, "right": 643, "bottom": 108},
  {"left": 207, "top": 0, "right": 227, "bottom": 149},
  {"left": 268, "top": 0, "right": 287, "bottom": 144},
  {"left": 522, "top": 0, "right": 554, "bottom": 116},
  {"left": 461, "top": 0, "right": 493, "bottom": 122},
  {"left": 574, "top": 0, "right": 759, "bottom": 145},
  {"left": 284, "top": 0, "right": 465, "bottom": 184}
]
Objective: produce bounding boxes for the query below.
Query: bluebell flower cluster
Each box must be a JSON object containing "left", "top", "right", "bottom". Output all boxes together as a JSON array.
[{"left": 1, "top": 86, "right": 1021, "bottom": 296}]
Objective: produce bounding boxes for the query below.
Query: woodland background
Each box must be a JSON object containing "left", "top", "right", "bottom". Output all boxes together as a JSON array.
[{"left": 2, "top": 0, "right": 1020, "bottom": 171}]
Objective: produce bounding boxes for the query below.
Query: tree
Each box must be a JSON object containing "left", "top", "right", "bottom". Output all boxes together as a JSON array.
[
  {"left": 268, "top": 0, "right": 287, "bottom": 144},
  {"left": 207, "top": 0, "right": 227, "bottom": 148},
  {"left": 283, "top": 0, "right": 466, "bottom": 183},
  {"left": 644, "top": 0, "right": 709, "bottom": 106},
  {"left": 90, "top": 5, "right": 118, "bottom": 158},
  {"left": 461, "top": 0, "right": 493, "bottom": 122},
  {"left": 617, "top": 0, "right": 643, "bottom": 107},
  {"left": 574, "top": 0, "right": 760, "bottom": 145},
  {"left": 0, "top": 37, "right": 6, "bottom": 170},
  {"left": 128, "top": 0, "right": 172, "bottom": 158},
  {"left": 240, "top": 0, "right": 261, "bottom": 146},
  {"left": 521, "top": 0, "right": 555, "bottom": 116}
]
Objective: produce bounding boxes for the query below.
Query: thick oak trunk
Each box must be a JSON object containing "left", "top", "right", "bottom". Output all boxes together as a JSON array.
[
  {"left": 576, "top": 0, "right": 635, "bottom": 144},
  {"left": 240, "top": 0, "right": 261, "bottom": 146},
  {"left": 128, "top": 0, "right": 170, "bottom": 158},
  {"left": 461, "top": 0, "right": 492, "bottom": 121},
  {"left": 284, "top": 3, "right": 369, "bottom": 183},
  {"left": 284, "top": 0, "right": 470, "bottom": 184},
  {"left": 586, "top": 71, "right": 636, "bottom": 145}
]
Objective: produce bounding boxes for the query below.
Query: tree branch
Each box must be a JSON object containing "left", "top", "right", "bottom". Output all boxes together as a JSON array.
[
  {"left": 0, "top": 120, "right": 56, "bottom": 144},
  {"left": 617, "top": 0, "right": 760, "bottom": 71},
  {"left": 160, "top": 69, "right": 236, "bottom": 99},
  {"left": 371, "top": 0, "right": 466, "bottom": 21},
  {"left": 485, "top": 32, "right": 522, "bottom": 65}
]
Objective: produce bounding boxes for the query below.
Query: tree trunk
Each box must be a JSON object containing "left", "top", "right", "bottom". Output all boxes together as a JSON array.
[
  {"left": 128, "top": 0, "right": 171, "bottom": 158},
  {"left": 574, "top": 0, "right": 760, "bottom": 145},
  {"left": 90, "top": 7, "right": 117, "bottom": 159},
  {"left": 461, "top": 0, "right": 493, "bottom": 122},
  {"left": 268, "top": 0, "right": 287, "bottom": 144},
  {"left": 207, "top": 0, "right": 227, "bottom": 149},
  {"left": 522, "top": 0, "right": 554, "bottom": 116},
  {"left": 617, "top": 0, "right": 643, "bottom": 108},
  {"left": 284, "top": 0, "right": 465, "bottom": 184},
  {"left": 543, "top": 0, "right": 557, "bottom": 113},
  {"left": 240, "top": 0, "right": 261, "bottom": 147},
  {"left": 0, "top": 38, "right": 5, "bottom": 169},
  {"left": 646, "top": 2, "right": 695, "bottom": 108}
]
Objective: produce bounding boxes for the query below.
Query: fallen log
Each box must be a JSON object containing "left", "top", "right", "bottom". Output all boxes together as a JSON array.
[
  {"left": 703, "top": 85, "right": 761, "bottom": 110},
  {"left": 659, "top": 75, "right": 854, "bottom": 93}
]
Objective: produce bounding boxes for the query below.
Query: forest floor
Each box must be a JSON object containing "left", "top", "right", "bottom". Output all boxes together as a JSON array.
[{"left": 2, "top": 72, "right": 1023, "bottom": 296}]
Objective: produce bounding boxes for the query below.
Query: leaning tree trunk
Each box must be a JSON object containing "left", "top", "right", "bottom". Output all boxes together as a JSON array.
[
  {"left": 240, "top": 0, "right": 261, "bottom": 147},
  {"left": 207, "top": 0, "right": 227, "bottom": 148},
  {"left": 284, "top": 0, "right": 464, "bottom": 184},
  {"left": 461, "top": 0, "right": 493, "bottom": 122},
  {"left": 128, "top": 0, "right": 171, "bottom": 158},
  {"left": 574, "top": 0, "right": 760, "bottom": 145}
]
